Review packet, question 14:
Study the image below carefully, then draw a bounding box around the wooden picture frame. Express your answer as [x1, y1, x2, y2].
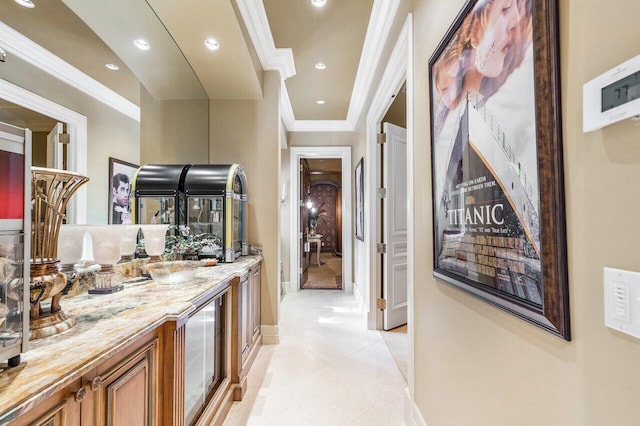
[428, 0, 569, 339]
[108, 157, 138, 225]
[355, 157, 364, 241]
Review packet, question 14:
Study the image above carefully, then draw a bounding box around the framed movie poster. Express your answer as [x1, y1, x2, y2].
[428, 0, 569, 339]
[355, 157, 364, 241]
[108, 157, 138, 225]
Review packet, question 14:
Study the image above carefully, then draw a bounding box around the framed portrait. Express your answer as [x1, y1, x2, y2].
[108, 157, 138, 225]
[355, 157, 364, 241]
[428, 0, 569, 339]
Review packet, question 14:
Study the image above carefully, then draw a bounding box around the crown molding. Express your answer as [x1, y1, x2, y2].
[238, 0, 400, 132]
[287, 119, 354, 132]
[0, 22, 140, 122]
[346, 0, 401, 126]
[235, 0, 296, 80]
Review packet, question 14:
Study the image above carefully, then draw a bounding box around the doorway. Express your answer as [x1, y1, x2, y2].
[364, 13, 413, 395]
[300, 158, 344, 290]
[289, 146, 352, 293]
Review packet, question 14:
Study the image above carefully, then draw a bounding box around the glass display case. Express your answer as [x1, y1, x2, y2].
[133, 164, 191, 226]
[183, 164, 248, 262]
[133, 164, 248, 263]
[0, 123, 30, 367]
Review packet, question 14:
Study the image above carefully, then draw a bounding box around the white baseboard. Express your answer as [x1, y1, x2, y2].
[352, 281, 365, 311]
[282, 281, 291, 293]
[345, 280, 354, 294]
[404, 387, 428, 426]
[261, 324, 280, 345]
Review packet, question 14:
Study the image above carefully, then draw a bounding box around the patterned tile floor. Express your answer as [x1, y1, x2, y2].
[223, 289, 407, 425]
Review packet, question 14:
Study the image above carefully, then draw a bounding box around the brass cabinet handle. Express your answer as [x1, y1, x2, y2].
[91, 376, 103, 391]
[74, 386, 87, 402]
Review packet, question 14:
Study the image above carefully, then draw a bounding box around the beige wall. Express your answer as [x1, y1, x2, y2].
[2, 55, 140, 224]
[210, 71, 281, 329]
[280, 147, 291, 285]
[140, 86, 209, 165]
[412, 0, 640, 425]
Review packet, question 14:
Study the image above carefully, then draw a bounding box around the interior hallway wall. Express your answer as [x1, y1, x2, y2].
[210, 71, 281, 337]
[280, 146, 291, 287]
[140, 86, 209, 165]
[412, 0, 640, 424]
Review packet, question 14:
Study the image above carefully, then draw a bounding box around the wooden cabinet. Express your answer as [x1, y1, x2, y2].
[231, 265, 261, 400]
[250, 265, 261, 342]
[6, 260, 261, 426]
[10, 382, 81, 426]
[88, 338, 159, 425]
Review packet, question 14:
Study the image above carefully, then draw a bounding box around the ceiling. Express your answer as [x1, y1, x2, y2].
[0, 0, 394, 130]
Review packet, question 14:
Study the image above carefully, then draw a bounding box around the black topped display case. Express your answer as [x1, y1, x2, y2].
[183, 164, 248, 262]
[133, 164, 248, 262]
[132, 164, 190, 226]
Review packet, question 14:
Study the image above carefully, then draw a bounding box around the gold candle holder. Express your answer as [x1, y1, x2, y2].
[30, 167, 88, 339]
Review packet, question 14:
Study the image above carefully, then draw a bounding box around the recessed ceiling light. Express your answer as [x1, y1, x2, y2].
[316, 100, 326, 105]
[134, 39, 151, 51]
[14, 0, 35, 8]
[311, 0, 327, 7]
[204, 38, 220, 51]
[315, 62, 327, 70]
[105, 63, 120, 71]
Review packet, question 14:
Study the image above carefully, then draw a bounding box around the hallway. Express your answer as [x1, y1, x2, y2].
[224, 290, 407, 425]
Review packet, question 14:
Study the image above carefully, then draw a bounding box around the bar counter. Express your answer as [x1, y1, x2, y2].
[0, 255, 262, 424]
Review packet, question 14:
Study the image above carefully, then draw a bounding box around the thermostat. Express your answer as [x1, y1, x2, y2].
[583, 54, 640, 132]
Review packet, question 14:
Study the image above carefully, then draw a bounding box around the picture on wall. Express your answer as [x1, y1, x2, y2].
[355, 157, 364, 241]
[428, 0, 569, 339]
[108, 157, 138, 225]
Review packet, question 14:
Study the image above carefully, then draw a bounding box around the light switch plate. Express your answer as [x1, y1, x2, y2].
[604, 267, 640, 338]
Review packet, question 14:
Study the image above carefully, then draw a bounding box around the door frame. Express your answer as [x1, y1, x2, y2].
[0, 79, 88, 224]
[289, 146, 352, 293]
[365, 13, 414, 390]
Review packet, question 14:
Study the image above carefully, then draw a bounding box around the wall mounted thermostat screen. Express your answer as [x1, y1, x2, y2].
[601, 71, 640, 112]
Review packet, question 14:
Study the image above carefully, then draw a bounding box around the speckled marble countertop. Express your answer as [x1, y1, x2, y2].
[0, 255, 262, 424]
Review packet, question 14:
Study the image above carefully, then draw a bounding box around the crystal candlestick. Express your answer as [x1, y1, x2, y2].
[118, 225, 141, 263]
[87, 225, 126, 294]
[56, 224, 88, 302]
[140, 224, 169, 262]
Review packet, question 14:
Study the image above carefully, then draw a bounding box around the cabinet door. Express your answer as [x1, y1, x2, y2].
[91, 338, 159, 426]
[9, 382, 82, 426]
[241, 275, 250, 356]
[251, 267, 261, 338]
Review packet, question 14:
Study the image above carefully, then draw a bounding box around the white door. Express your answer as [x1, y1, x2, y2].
[383, 122, 407, 330]
[46, 122, 64, 169]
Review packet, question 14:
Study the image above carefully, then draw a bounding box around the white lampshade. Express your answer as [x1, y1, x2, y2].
[119, 225, 141, 256]
[87, 225, 126, 265]
[140, 224, 170, 257]
[57, 225, 88, 265]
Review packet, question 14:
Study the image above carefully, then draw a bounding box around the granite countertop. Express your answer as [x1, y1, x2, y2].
[0, 255, 262, 424]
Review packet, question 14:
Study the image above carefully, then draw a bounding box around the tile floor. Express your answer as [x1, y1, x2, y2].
[223, 289, 407, 425]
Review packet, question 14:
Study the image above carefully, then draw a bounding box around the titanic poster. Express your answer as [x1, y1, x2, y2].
[430, 0, 542, 306]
